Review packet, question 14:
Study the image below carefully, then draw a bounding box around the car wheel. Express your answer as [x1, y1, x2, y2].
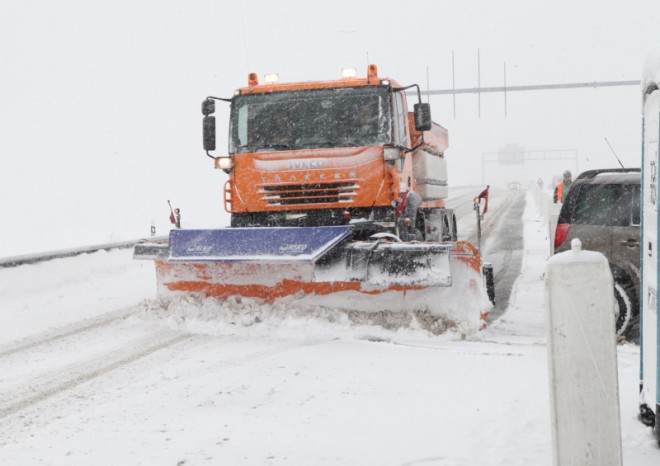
[639, 403, 656, 427]
[613, 281, 635, 338]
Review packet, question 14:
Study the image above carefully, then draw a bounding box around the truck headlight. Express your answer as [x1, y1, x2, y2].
[214, 157, 233, 172]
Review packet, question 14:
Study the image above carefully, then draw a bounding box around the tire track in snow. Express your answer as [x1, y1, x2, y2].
[463, 190, 520, 246]
[0, 322, 335, 426]
[0, 307, 142, 360]
[478, 191, 526, 320]
[0, 331, 190, 421]
[452, 188, 525, 321]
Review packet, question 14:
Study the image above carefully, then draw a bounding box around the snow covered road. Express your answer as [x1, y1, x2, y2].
[0, 191, 659, 465]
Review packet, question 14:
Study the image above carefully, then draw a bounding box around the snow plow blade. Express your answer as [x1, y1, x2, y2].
[167, 226, 352, 263]
[134, 226, 492, 330]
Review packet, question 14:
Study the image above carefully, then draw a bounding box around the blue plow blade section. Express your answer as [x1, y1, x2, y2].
[167, 225, 353, 263]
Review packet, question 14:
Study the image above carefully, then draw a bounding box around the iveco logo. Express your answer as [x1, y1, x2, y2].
[289, 159, 327, 169]
[279, 244, 308, 253]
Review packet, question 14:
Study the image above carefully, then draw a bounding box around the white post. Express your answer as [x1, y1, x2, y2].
[640, 79, 660, 439]
[544, 238, 622, 466]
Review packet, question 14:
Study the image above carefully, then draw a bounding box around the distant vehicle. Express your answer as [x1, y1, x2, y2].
[554, 168, 641, 339]
[508, 181, 521, 190]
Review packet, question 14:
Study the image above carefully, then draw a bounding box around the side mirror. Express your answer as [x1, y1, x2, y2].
[202, 99, 215, 116]
[414, 103, 432, 132]
[203, 116, 216, 151]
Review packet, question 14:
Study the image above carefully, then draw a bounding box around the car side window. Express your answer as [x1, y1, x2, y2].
[611, 185, 634, 226]
[571, 184, 633, 226]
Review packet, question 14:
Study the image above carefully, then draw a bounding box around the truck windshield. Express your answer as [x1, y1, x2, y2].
[229, 86, 392, 153]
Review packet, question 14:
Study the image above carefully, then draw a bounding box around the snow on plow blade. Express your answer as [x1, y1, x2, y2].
[134, 226, 491, 329]
[330, 241, 453, 287]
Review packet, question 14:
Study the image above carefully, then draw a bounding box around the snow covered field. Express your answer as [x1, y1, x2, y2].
[1, 191, 659, 465]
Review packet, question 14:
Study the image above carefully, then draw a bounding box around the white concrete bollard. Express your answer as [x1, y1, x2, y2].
[544, 238, 622, 466]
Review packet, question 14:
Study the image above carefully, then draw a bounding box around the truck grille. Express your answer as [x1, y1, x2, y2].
[259, 182, 359, 206]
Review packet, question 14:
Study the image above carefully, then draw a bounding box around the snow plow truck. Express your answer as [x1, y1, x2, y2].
[135, 65, 494, 331]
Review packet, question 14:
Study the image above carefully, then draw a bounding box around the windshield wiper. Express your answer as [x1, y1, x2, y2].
[301, 140, 375, 149]
[260, 143, 293, 150]
[239, 144, 292, 152]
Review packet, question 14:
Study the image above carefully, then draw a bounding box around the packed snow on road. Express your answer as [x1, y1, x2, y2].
[0, 192, 659, 465]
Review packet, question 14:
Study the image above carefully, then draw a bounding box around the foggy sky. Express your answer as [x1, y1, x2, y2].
[1, 0, 658, 255]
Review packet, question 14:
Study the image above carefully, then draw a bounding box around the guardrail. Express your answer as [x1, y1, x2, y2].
[0, 236, 168, 268]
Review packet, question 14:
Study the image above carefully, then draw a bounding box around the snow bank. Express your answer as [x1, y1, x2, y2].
[139, 294, 472, 343]
[0, 249, 155, 343]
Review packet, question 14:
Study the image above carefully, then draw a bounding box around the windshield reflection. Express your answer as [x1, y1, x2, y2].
[229, 86, 392, 153]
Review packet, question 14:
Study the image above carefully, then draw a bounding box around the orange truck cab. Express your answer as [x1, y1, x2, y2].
[202, 65, 455, 243]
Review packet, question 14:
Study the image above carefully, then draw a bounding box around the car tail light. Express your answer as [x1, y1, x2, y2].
[554, 223, 570, 251]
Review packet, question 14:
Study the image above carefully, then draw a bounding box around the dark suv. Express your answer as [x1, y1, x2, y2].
[554, 168, 641, 339]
